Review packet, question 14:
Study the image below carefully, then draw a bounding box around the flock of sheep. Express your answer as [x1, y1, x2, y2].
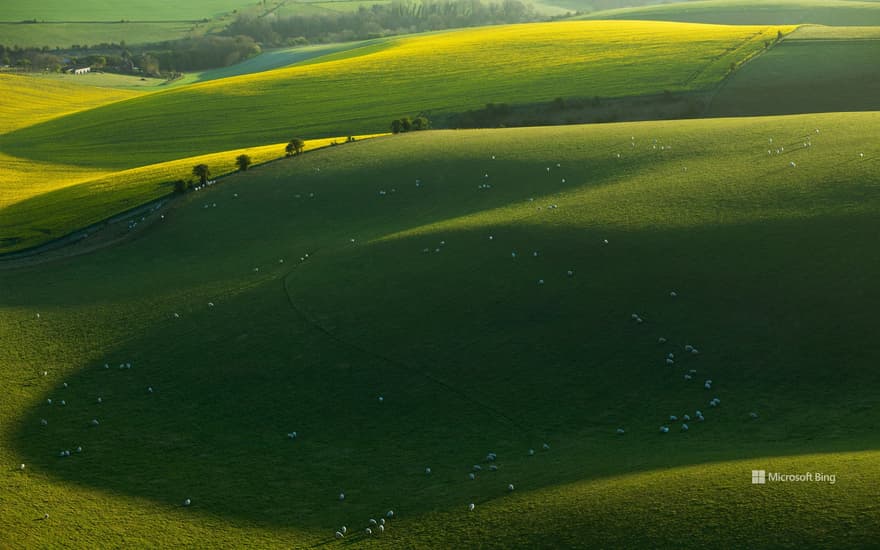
[25, 127, 852, 540]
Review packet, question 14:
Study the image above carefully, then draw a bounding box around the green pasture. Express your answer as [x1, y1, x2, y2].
[0, 21, 789, 170]
[708, 25, 880, 116]
[578, 0, 880, 26]
[2, 112, 879, 547]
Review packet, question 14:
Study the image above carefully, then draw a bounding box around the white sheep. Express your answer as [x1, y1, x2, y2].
[538, 279, 545, 285]
[668, 353, 674, 359]
[47, 399, 52, 405]
[658, 337, 667, 344]
[669, 415, 678, 422]
[468, 503, 475, 511]
[369, 519, 378, 526]
[97, 397, 102, 404]
[508, 484, 515, 491]
[339, 492, 345, 501]
[683, 415, 691, 421]
[341, 526, 347, 534]
[20, 464, 25, 470]
[616, 428, 625, 435]
[183, 498, 191, 506]
[670, 291, 677, 297]
[750, 412, 759, 419]
[91, 419, 99, 426]
[365, 528, 373, 536]
[659, 426, 669, 433]
[681, 423, 689, 431]
[425, 467, 432, 475]
[386, 510, 394, 518]
[684, 374, 692, 380]
[473, 465, 482, 471]
[542, 443, 550, 450]
[378, 396, 384, 403]
[40, 419, 48, 426]
[378, 524, 385, 534]
[567, 270, 574, 277]
[666, 358, 674, 365]
[528, 449, 535, 456]
[288, 431, 297, 439]
[468, 473, 476, 480]
[335, 531, 344, 539]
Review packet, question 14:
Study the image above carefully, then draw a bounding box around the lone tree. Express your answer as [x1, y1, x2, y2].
[236, 154, 252, 171]
[192, 163, 210, 185]
[287, 138, 305, 156]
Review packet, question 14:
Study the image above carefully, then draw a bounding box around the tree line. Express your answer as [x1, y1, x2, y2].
[0, 35, 259, 76]
[224, 0, 539, 46]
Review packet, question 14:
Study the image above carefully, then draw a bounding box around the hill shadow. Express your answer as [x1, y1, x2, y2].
[9, 208, 880, 533]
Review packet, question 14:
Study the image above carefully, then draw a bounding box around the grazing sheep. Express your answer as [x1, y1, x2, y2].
[341, 526, 347, 534]
[378, 396, 384, 403]
[47, 399, 52, 405]
[40, 419, 48, 426]
[76, 446, 82, 453]
[666, 358, 674, 365]
[468, 503, 475, 511]
[20, 463, 25, 470]
[183, 499, 191, 506]
[378, 525, 385, 534]
[538, 279, 545, 285]
[90, 419, 99, 426]
[567, 270, 574, 277]
[386, 510, 394, 518]
[603, 239, 609, 244]
[684, 345, 693, 352]
[380, 519, 385, 526]
[365, 528, 373, 536]
[636, 317, 643, 324]
[468, 473, 476, 480]
[750, 412, 759, 419]
[508, 484, 515, 491]
[425, 467, 432, 475]
[658, 337, 667, 344]
[670, 291, 677, 297]
[473, 465, 482, 471]
[63, 382, 68, 389]
[97, 397, 102, 404]
[147, 387, 153, 393]
[684, 374, 692, 380]
[542, 443, 550, 450]
[616, 428, 625, 435]
[668, 353, 674, 359]
[369, 519, 378, 526]
[683, 415, 691, 421]
[288, 431, 297, 439]
[335, 531, 344, 539]
[339, 492, 345, 501]
[208, 302, 214, 307]
[659, 426, 670, 433]
[528, 449, 535, 456]
[669, 415, 678, 422]
[487, 452, 497, 461]
[681, 424, 689, 432]
[60, 400, 66, 406]
[489, 465, 498, 471]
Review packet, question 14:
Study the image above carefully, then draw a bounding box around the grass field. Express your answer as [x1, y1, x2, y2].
[0, 21, 200, 49]
[0, 135, 385, 253]
[708, 25, 880, 116]
[578, 0, 880, 26]
[2, 112, 879, 547]
[0, 0, 256, 22]
[0, 21, 792, 171]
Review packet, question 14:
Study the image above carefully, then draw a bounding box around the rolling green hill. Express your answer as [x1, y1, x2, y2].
[578, 0, 880, 25]
[708, 25, 880, 116]
[2, 112, 879, 547]
[0, 21, 790, 170]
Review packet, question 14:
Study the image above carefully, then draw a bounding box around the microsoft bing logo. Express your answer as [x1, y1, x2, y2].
[752, 470, 766, 484]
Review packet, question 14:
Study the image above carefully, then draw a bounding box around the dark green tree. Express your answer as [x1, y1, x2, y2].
[288, 138, 305, 156]
[192, 163, 210, 185]
[236, 153, 252, 171]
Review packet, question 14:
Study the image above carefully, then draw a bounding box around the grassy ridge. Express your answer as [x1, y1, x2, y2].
[708, 25, 880, 116]
[0, 21, 792, 169]
[579, 0, 880, 25]
[1, 112, 878, 546]
[0, 135, 385, 253]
